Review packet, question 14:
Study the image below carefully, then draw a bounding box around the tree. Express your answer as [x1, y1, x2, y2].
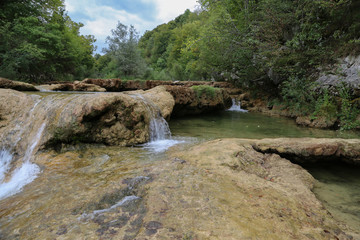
[102, 22, 146, 78]
[0, 0, 96, 82]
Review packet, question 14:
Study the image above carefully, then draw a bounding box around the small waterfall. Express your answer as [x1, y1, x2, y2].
[0, 107, 46, 200]
[130, 94, 183, 152]
[227, 99, 248, 112]
[149, 114, 172, 141]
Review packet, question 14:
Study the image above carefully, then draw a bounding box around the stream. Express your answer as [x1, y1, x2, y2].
[0, 99, 359, 239]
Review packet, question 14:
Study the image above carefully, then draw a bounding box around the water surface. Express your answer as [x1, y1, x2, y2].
[169, 111, 360, 139]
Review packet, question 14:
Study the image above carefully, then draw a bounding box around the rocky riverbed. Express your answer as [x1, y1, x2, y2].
[1, 138, 359, 239]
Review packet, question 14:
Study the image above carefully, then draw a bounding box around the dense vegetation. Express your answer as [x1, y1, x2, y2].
[139, 0, 360, 84]
[0, 0, 95, 82]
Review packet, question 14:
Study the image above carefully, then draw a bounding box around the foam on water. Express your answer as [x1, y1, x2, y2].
[142, 139, 185, 153]
[0, 161, 40, 200]
[227, 99, 248, 112]
[0, 123, 46, 200]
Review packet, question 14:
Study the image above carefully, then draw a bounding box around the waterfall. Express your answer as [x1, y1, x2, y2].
[227, 99, 248, 112]
[0, 95, 46, 200]
[0, 123, 45, 200]
[149, 114, 172, 141]
[130, 94, 183, 152]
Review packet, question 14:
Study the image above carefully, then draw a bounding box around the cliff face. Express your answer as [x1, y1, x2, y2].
[316, 55, 360, 96]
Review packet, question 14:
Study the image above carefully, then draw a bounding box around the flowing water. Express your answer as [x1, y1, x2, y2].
[0, 96, 360, 238]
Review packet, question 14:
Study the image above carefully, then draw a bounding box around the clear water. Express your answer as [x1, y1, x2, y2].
[302, 162, 360, 232]
[169, 111, 360, 140]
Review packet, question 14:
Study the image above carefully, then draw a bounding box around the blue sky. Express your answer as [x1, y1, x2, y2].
[64, 0, 199, 53]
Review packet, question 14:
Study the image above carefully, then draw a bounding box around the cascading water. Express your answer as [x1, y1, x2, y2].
[0, 123, 45, 200]
[0, 93, 47, 200]
[227, 98, 248, 112]
[130, 94, 183, 152]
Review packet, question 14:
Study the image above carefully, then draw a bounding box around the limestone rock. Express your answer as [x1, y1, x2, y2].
[138, 138, 357, 239]
[317, 55, 360, 91]
[165, 85, 232, 117]
[252, 138, 360, 165]
[0, 87, 175, 157]
[0, 77, 38, 91]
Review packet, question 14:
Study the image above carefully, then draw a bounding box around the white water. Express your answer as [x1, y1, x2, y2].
[0, 123, 45, 200]
[227, 99, 248, 112]
[131, 94, 184, 152]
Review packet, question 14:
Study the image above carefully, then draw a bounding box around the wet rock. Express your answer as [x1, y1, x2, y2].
[145, 221, 163, 235]
[0, 77, 38, 91]
[125, 86, 175, 120]
[0, 86, 174, 156]
[56, 225, 67, 235]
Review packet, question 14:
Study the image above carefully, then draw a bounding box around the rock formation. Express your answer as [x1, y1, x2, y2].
[0, 77, 38, 91]
[0, 86, 175, 157]
[252, 137, 360, 165]
[165, 85, 232, 116]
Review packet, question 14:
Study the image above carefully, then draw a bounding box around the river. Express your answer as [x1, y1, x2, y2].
[0, 101, 359, 239]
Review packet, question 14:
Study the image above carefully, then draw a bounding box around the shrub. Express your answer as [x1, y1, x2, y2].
[191, 85, 218, 98]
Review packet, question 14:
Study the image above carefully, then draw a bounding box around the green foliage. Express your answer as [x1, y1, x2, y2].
[280, 76, 316, 115]
[338, 84, 360, 130]
[0, 0, 95, 83]
[311, 88, 337, 120]
[191, 85, 217, 98]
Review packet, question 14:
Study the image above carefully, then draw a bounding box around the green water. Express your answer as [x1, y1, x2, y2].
[303, 162, 360, 232]
[169, 111, 360, 139]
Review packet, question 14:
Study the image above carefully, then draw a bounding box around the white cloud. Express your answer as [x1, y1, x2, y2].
[64, 0, 199, 53]
[151, 0, 198, 22]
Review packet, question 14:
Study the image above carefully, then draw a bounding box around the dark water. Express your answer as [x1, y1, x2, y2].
[169, 110, 360, 232]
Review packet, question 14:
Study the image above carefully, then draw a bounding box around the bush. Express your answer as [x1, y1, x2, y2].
[280, 76, 316, 115]
[338, 83, 360, 130]
[191, 85, 218, 98]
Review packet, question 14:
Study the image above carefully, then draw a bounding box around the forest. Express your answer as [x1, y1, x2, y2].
[1, 0, 360, 128]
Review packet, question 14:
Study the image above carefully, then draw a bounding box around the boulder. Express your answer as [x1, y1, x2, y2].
[125, 86, 175, 120]
[0, 77, 38, 91]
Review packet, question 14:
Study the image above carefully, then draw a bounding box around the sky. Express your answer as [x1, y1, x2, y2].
[64, 0, 199, 53]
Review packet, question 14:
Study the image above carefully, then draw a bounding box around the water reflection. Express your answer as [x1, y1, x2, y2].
[169, 111, 360, 139]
